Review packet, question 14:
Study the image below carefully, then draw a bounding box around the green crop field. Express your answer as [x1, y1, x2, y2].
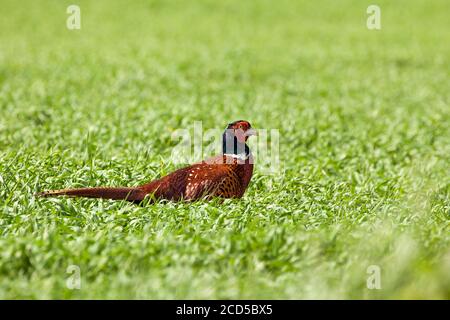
[0, 0, 449, 299]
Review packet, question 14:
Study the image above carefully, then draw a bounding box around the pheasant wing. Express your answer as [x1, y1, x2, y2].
[182, 163, 241, 200]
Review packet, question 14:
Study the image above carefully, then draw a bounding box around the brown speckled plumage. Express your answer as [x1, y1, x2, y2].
[37, 120, 256, 204]
[139, 154, 254, 201]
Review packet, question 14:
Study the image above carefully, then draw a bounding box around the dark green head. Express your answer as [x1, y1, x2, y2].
[222, 120, 257, 156]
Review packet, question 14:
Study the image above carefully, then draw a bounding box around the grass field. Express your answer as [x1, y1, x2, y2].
[0, 0, 449, 299]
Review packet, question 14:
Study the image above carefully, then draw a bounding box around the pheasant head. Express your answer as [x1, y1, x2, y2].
[222, 120, 257, 159]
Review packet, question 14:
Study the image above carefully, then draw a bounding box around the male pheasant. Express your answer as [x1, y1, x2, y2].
[37, 120, 257, 204]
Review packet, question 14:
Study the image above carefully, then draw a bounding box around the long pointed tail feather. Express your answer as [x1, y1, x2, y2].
[35, 187, 147, 202]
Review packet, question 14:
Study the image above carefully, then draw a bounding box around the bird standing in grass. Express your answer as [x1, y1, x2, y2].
[37, 120, 257, 204]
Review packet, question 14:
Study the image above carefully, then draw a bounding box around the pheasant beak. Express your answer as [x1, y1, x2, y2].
[245, 128, 258, 137]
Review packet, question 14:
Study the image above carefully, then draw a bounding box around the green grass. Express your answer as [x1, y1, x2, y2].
[0, 0, 449, 299]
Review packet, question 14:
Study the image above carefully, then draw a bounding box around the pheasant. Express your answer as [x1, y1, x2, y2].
[37, 120, 257, 204]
